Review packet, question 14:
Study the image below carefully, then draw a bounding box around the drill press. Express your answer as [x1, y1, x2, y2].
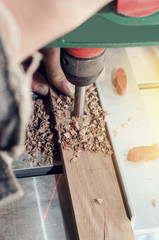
[60, 48, 106, 117]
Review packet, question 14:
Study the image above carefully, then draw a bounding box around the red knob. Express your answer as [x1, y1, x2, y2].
[64, 48, 105, 58]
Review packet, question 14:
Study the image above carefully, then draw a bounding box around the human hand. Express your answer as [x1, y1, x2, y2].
[31, 47, 106, 96]
[31, 47, 75, 96]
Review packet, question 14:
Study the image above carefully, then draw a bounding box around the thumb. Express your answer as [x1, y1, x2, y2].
[31, 71, 49, 96]
[42, 47, 75, 96]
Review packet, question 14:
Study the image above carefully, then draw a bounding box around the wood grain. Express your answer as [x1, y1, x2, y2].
[51, 89, 134, 240]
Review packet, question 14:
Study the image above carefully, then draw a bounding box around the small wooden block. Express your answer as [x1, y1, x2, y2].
[116, 68, 127, 96]
[127, 144, 159, 162]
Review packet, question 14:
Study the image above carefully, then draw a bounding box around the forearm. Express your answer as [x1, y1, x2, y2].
[2, 0, 113, 63]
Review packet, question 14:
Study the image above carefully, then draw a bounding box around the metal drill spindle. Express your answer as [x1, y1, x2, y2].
[73, 86, 86, 117]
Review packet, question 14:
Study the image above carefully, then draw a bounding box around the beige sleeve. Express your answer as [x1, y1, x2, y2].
[2, 0, 113, 62]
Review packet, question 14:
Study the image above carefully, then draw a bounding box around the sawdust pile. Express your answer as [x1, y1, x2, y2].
[53, 86, 112, 155]
[25, 98, 59, 165]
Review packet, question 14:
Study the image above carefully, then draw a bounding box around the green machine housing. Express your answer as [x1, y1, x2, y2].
[47, 2, 159, 48]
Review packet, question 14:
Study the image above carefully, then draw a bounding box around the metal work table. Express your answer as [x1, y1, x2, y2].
[13, 152, 62, 179]
[0, 171, 75, 240]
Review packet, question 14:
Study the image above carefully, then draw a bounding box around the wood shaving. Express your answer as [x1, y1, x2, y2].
[103, 110, 111, 116]
[121, 123, 128, 128]
[128, 117, 132, 121]
[94, 198, 104, 205]
[37, 161, 42, 167]
[52, 86, 112, 157]
[70, 157, 76, 163]
[25, 98, 60, 165]
[152, 199, 157, 207]
[113, 128, 120, 137]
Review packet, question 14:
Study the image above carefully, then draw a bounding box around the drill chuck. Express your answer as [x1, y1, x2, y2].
[60, 48, 106, 117]
[60, 48, 106, 87]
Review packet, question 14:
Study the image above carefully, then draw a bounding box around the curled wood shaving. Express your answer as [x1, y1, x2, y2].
[94, 198, 104, 205]
[103, 110, 111, 116]
[128, 117, 132, 121]
[25, 98, 60, 165]
[152, 199, 157, 207]
[53, 86, 112, 157]
[121, 123, 128, 128]
[70, 157, 77, 163]
[113, 128, 120, 137]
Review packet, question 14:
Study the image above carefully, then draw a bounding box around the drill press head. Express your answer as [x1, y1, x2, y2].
[60, 48, 106, 117]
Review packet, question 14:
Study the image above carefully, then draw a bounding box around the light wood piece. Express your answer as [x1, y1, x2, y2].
[51, 89, 134, 240]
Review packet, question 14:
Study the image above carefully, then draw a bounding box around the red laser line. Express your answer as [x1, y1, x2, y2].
[76, 59, 79, 77]
[36, 116, 78, 239]
[36, 109, 79, 240]
[63, 118, 77, 154]
[36, 173, 62, 240]
[76, 48, 80, 76]
[36, 48, 81, 240]
[41, 200, 49, 225]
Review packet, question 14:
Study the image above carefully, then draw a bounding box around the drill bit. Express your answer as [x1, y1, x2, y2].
[73, 86, 86, 117]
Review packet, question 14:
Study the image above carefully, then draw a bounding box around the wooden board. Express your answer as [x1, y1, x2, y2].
[50, 89, 134, 240]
